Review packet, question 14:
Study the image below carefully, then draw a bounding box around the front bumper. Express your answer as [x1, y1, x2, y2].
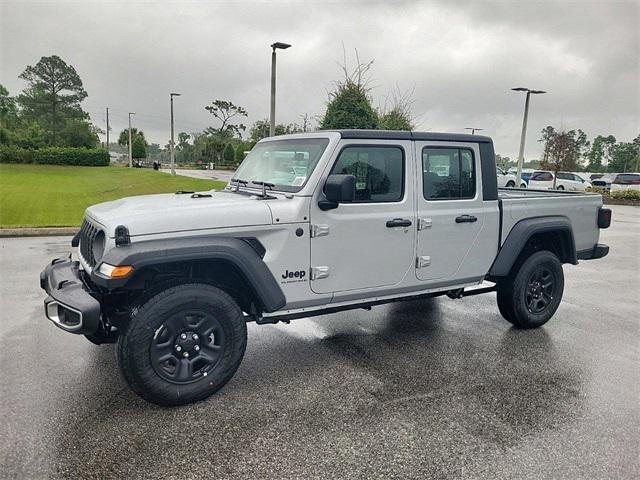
[40, 254, 101, 334]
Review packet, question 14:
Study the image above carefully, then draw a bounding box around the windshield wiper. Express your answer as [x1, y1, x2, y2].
[252, 180, 276, 198]
[230, 178, 248, 192]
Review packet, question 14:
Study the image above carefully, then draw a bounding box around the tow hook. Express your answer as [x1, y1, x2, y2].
[446, 289, 464, 299]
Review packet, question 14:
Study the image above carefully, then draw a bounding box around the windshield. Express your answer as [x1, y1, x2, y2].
[233, 138, 330, 192]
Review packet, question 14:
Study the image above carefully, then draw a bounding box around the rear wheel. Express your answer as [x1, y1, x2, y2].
[557, 185, 565, 190]
[496, 251, 564, 328]
[506, 180, 516, 188]
[117, 283, 247, 406]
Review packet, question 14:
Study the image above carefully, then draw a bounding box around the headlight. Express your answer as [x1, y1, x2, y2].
[98, 263, 133, 278]
[92, 230, 105, 263]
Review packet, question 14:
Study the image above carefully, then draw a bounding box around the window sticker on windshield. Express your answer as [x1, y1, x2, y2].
[292, 176, 307, 186]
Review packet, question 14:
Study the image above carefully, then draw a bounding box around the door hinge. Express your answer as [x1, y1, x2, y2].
[310, 266, 330, 280]
[310, 224, 330, 238]
[418, 218, 433, 231]
[416, 256, 431, 268]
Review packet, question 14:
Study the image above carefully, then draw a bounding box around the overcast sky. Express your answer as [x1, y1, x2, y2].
[1, 0, 638, 158]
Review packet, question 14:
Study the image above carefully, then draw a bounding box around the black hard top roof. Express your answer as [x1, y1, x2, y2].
[331, 129, 492, 143]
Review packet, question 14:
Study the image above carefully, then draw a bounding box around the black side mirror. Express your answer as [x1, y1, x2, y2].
[319, 174, 356, 211]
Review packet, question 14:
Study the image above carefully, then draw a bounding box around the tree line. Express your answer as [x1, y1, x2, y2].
[496, 127, 639, 174]
[3, 54, 637, 172]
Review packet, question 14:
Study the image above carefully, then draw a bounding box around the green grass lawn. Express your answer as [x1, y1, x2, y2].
[0, 164, 226, 227]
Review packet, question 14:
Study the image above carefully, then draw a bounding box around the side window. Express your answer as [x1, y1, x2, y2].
[330, 146, 404, 202]
[422, 147, 476, 200]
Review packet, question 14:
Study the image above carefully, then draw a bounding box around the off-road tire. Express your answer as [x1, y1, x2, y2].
[496, 250, 564, 329]
[117, 283, 247, 406]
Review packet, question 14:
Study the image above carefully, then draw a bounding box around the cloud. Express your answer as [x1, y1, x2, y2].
[1, 0, 638, 159]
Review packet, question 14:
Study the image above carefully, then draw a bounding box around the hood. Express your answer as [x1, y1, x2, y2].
[86, 190, 273, 237]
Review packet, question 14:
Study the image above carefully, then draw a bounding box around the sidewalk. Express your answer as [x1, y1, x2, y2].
[160, 168, 235, 182]
[0, 227, 77, 237]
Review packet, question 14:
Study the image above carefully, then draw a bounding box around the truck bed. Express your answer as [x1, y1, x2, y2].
[498, 188, 603, 252]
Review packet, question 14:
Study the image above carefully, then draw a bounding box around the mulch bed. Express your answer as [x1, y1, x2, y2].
[603, 198, 640, 206]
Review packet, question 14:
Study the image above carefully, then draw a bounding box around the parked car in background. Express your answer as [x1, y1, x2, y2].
[610, 173, 640, 192]
[528, 171, 592, 191]
[591, 174, 616, 192]
[507, 167, 535, 184]
[573, 172, 591, 183]
[496, 167, 527, 188]
[593, 173, 640, 192]
[590, 173, 606, 181]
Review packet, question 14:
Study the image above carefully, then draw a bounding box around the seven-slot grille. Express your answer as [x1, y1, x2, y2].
[79, 218, 101, 267]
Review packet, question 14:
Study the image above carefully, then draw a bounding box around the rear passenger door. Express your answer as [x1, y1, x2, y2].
[414, 143, 489, 282]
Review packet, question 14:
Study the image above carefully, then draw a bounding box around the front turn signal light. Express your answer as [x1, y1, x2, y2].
[98, 263, 133, 278]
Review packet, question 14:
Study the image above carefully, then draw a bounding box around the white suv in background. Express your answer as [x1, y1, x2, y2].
[528, 171, 591, 191]
[496, 167, 527, 188]
[586, 173, 640, 193]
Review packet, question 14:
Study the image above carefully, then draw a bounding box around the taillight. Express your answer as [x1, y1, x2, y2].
[598, 208, 611, 229]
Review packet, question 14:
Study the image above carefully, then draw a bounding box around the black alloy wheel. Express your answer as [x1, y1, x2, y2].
[150, 311, 226, 384]
[117, 283, 247, 406]
[524, 267, 555, 314]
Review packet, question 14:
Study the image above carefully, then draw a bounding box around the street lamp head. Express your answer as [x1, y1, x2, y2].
[170, 92, 181, 97]
[512, 87, 546, 95]
[271, 42, 292, 50]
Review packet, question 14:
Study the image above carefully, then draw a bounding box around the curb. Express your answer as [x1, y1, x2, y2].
[603, 199, 640, 206]
[0, 227, 78, 237]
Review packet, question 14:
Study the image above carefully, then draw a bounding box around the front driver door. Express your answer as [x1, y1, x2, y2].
[309, 141, 415, 294]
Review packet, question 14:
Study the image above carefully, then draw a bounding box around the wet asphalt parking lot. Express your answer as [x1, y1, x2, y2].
[0, 205, 638, 479]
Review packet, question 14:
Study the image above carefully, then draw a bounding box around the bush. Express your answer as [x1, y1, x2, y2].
[586, 186, 640, 202]
[610, 189, 640, 200]
[0, 146, 109, 166]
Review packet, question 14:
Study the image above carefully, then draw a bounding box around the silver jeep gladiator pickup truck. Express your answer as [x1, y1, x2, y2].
[40, 130, 611, 405]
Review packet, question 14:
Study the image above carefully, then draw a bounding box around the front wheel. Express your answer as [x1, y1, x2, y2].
[117, 283, 247, 406]
[496, 251, 564, 328]
[506, 181, 516, 188]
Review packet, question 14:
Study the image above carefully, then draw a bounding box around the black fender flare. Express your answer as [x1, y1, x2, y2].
[91, 236, 286, 313]
[489, 216, 576, 277]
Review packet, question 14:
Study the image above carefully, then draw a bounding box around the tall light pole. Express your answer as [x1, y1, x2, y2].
[465, 127, 483, 135]
[170, 93, 181, 176]
[105, 107, 109, 150]
[512, 87, 546, 184]
[270, 42, 291, 137]
[128, 112, 135, 168]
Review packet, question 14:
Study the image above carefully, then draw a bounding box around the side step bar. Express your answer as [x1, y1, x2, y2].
[254, 284, 497, 324]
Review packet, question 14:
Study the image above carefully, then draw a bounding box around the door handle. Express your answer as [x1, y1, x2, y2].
[386, 218, 412, 228]
[455, 215, 477, 223]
